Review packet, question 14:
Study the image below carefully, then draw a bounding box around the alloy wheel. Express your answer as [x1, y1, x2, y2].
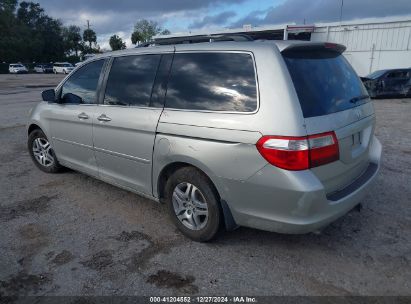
[32, 137, 55, 167]
[172, 182, 209, 230]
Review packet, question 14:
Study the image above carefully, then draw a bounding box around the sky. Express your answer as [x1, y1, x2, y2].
[36, 0, 411, 50]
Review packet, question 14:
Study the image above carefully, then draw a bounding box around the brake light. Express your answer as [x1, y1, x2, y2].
[256, 132, 339, 171]
[324, 42, 338, 49]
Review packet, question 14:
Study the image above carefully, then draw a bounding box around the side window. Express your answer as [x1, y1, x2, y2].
[61, 59, 104, 104]
[387, 71, 406, 79]
[104, 54, 161, 106]
[165, 52, 257, 112]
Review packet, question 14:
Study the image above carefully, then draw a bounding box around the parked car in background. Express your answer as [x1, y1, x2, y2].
[53, 62, 74, 74]
[83, 54, 96, 61]
[34, 64, 53, 73]
[362, 69, 411, 98]
[27, 41, 381, 241]
[9, 63, 28, 74]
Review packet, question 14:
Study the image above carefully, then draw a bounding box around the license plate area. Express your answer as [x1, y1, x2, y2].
[352, 132, 362, 148]
[338, 126, 372, 163]
[351, 128, 371, 159]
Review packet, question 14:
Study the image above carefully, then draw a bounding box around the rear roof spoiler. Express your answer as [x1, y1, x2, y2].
[279, 42, 346, 54]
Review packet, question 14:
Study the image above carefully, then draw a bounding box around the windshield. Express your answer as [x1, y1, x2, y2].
[366, 70, 387, 80]
[63, 64, 73, 67]
[11, 64, 23, 68]
[283, 49, 369, 118]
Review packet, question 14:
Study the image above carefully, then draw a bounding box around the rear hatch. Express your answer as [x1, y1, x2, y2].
[283, 44, 375, 196]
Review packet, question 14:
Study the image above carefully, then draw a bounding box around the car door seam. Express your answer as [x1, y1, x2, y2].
[151, 49, 175, 197]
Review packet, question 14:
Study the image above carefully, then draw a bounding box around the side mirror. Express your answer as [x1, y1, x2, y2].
[42, 89, 55, 102]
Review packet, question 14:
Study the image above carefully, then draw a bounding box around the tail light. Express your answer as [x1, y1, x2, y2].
[256, 131, 339, 171]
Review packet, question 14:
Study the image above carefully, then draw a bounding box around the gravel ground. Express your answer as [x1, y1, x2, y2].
[0, 74, 410, 297]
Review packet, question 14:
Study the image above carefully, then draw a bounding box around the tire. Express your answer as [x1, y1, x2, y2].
[28, 129, 63, 173]
[164, 167, 222, 242]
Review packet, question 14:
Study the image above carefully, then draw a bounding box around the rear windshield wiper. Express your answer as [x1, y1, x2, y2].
[350, 95, 369, 104]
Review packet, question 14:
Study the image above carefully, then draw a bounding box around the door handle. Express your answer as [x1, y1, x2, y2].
[77, 112, 89, 119]
[97, 114, 112, 122]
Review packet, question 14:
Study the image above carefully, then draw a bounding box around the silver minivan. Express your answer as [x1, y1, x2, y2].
[27, 40, 382, 241]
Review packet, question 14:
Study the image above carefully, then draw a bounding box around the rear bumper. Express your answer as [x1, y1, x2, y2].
[221, 136, 382, 234]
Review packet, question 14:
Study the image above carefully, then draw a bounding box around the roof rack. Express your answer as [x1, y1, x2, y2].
[135, 42, 153, 48]
[136, 33, 254, 47]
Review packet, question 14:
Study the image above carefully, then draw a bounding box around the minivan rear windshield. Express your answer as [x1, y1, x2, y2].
[283, 49, 369, 118]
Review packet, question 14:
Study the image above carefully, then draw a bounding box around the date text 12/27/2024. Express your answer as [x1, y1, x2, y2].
[149, 297, 257, 303]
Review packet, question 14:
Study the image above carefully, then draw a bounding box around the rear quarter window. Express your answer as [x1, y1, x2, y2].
[165, 52, 257, 112]
[283, 49, 369, 118]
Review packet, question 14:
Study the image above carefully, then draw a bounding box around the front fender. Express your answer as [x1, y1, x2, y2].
[26, 102, 52, 140]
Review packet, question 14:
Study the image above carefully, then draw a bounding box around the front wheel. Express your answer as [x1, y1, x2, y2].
[165, 167, 222, 242]
[28, 129, 63, 173]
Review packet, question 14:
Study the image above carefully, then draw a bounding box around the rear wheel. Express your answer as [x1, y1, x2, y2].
[28, 129, 63, 173]
[165, 167, 222, 242]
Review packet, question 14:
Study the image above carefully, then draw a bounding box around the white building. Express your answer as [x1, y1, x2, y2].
[154, 16, 411, 76]
[311, 17, 411, 76]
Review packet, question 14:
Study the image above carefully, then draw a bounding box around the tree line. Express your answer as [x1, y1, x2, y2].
[109, 20, 170, 51]
[0, 0, 171, 63]
[0, 0, 100, 63]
